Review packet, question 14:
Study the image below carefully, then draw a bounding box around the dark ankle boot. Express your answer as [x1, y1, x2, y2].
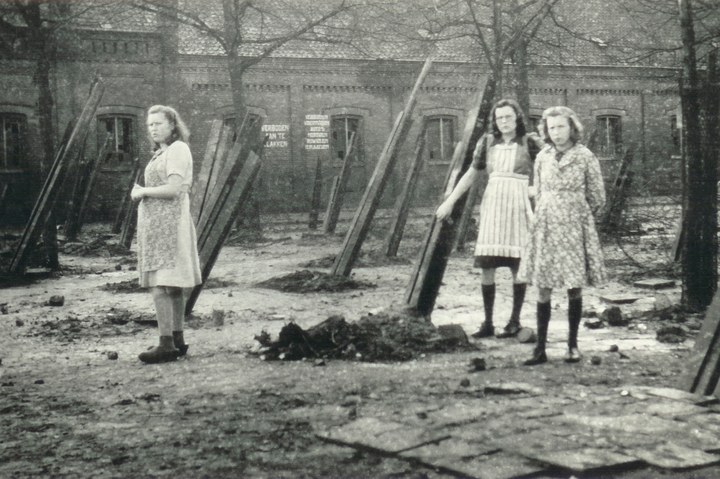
[139, 336, 179, 364]
[173, 331, 189, 356]
[524, 302, 550, 366]
[472, 284, 495, 338]
[497, 283, 526, 338]
[565, 296, 583, 363]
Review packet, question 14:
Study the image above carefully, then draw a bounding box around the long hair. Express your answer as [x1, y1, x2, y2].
[489, 98, 528, 139]
[147, 104, 190, 149]
[540, 106, 584, 145]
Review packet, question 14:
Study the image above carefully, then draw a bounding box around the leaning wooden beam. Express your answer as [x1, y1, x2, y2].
[9, 78, 105, 274]
[404, 81, 494, 317]
[454, 178, 483, 252]
[190, 118, 224, 223]
[185, 147, 264, 316]
[308, 156, 323, 230]
[119, 165, 144, 250]
[601, 144, 635, 232]
[330, 58, 433, 276]
[682, 290, 720, 395]
[383, 120, 428, 257]
[113, 157, 140, 234]
[64, 135, 112, 241]
[323, 132, 356, 234]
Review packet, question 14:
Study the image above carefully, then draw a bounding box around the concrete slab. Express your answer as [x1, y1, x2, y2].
[630, 442, 720, 469]
[637, 386, 718, 405]
[316, 417, 450, 453]
[520, 447, 640, 473]
[600, 294, 642, 304]
[622, 399, 709, 418]
[398, 437, 500, 464]
[416, 450, 546, 479]
[633, 278, 676, 290]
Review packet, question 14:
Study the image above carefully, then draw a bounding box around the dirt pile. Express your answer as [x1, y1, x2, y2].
[256, 269, 375, 293]
[61, 236, 131, 257]
[253, 308, 475, 362]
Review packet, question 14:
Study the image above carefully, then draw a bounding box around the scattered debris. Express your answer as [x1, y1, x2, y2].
[591, 356, 602, 365]
[656, 325, 687, 344]
[459, 378, 471, 388]
[60, 236, 131, 257]
[46, 295, 65, 307]
[256, 270, 376, 293]
[633, 278, 676, 290]
[600, 294, 641, 305]
[601, 306, 629, 327]
[468, 357, 486, 372]
[101, 278, 142, 293]
[107, 351, 118, 360]
[252, 308, 474, 362]
[584, 318, 605, 329]
[15, 318, 23, 327]
[517, 328, 536, 343]
[609, 344, 619, 352]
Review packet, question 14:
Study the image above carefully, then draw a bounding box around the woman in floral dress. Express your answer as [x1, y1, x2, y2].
[132, 105, 201, 364]
[437, 99, 542, 339]
[521, 106, 606, 366]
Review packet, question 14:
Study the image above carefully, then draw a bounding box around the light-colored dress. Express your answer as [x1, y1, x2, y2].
[137, 141, 202, 288]
[520, 143, 606, 289]
[472, 135, 537, 267]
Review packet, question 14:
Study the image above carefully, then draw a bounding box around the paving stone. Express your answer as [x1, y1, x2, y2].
[399, 437, 500, 464]
[316, 417, 450, 453]
[408, 450, 546, 479]
[629, 442, 720, 469]
[419, 401, 490, 427]
[633, 278, 676, 290]
[519, 447, 640, 473]
[600, 294, 642, 304]
[629, 386, 717, 405]
[623, 399, 709, 418]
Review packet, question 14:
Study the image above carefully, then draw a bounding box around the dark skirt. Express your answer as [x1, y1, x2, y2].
[474, 255, 520, 270]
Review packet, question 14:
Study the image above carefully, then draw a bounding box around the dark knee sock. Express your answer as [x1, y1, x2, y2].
[568, 296, 582, 349]
[481, 284, 495, 326]
[536, 301, 551, 351]
[510, 283, 527, 323]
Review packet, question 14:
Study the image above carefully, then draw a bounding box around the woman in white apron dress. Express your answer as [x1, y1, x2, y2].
[437, 99, 542, 339]
[131, 105, 201, 364]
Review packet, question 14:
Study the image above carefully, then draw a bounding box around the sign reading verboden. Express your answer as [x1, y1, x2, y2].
[304, 114, 329, 150]
[260, 124, 289, 148]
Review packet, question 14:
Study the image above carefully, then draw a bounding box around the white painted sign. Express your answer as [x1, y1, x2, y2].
[261, 124, 289, 148]
[304, 114, 329, 150]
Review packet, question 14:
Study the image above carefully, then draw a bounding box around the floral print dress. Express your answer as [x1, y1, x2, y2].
[136, 141, 201, 288]
[520, 143, 606, 289]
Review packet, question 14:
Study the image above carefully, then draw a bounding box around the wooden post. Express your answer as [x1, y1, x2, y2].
[64, 135, 112, 241]
[191, 118, 224, 223]
[113, 157, 140, 233]
[119, 165, 143, 250]
[9, 78, 105, 274]
[601, 144, 635, 232]
[454, 179, 482, 252]
[185, 147, 264, 316]
[308, 156, 323, 229]
[323, 132, 356, 234]
[404, 77, 496, 317]
[330, 58, 433, 276]
[383, 120, 428, 257]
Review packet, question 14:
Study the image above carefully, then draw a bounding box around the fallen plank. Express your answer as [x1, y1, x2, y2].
[633, 278, 677, 290]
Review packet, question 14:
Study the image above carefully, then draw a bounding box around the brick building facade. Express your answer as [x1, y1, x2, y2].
[0, 2, 684, 225]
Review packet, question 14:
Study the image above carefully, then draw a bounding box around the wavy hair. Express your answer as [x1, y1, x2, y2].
[147, 104, 190, 149]
[489, 98, 528, 139]
[540, 106, 584, 145]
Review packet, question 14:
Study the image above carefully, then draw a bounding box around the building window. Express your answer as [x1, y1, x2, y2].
[426, 116, 455, 164]
[0, 113, 26, 169]
[331, 115, 363, 163]
[98, 115, 134, 166]
[527, 115, 541, 136]
[223, 114, 261, 143]
[595, 115, 622, 157]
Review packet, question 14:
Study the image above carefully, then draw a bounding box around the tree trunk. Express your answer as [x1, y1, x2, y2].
[512, 39, 531, 117]
[678, 0, 715, 310]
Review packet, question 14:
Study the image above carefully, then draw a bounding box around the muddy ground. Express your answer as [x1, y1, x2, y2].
[0, 206, 714, 478]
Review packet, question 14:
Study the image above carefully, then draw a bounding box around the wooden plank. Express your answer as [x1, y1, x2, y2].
[308, 156, 323, 229]
[112, 157, 140, 234]
[601, 144, 635, 231]
[454, 176, 482, 252]
[9, 78, 105, 274]
[383, 120, 428, 257]
[330, 58, 433, 276]
[680, 290, 720, 393]
[404, 79, 494, 316]
[190, 118, 224, 223]
[64, 134, 112, 241]
[323, 132, 356, 234]
[185, 149, 263, 315]
[119, 164, 144, 250]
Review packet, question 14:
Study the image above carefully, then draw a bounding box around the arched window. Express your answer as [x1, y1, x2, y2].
[425, 115, 455, 164]
[0, 113, 26, 170]
[223, 113, 262, 144]
[595, 115, 623, 157]
[97, 114, 135, 167]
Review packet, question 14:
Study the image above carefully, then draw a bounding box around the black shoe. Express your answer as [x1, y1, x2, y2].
[523, 349, 547, 366]
[471, 322, 494, 338]
[139, 346, 180, 364]
[176, 344, 189, 356]
[496, 320, 521, 338]
[564, 347, 582, 363]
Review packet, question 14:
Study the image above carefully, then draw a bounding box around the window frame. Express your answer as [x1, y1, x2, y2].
[424, 114, 456, 166]
[97, 113, 136, 171]
[330, 114, 364, 165]
[595, 114, 623, 158]
[0, 112, 27, 172]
